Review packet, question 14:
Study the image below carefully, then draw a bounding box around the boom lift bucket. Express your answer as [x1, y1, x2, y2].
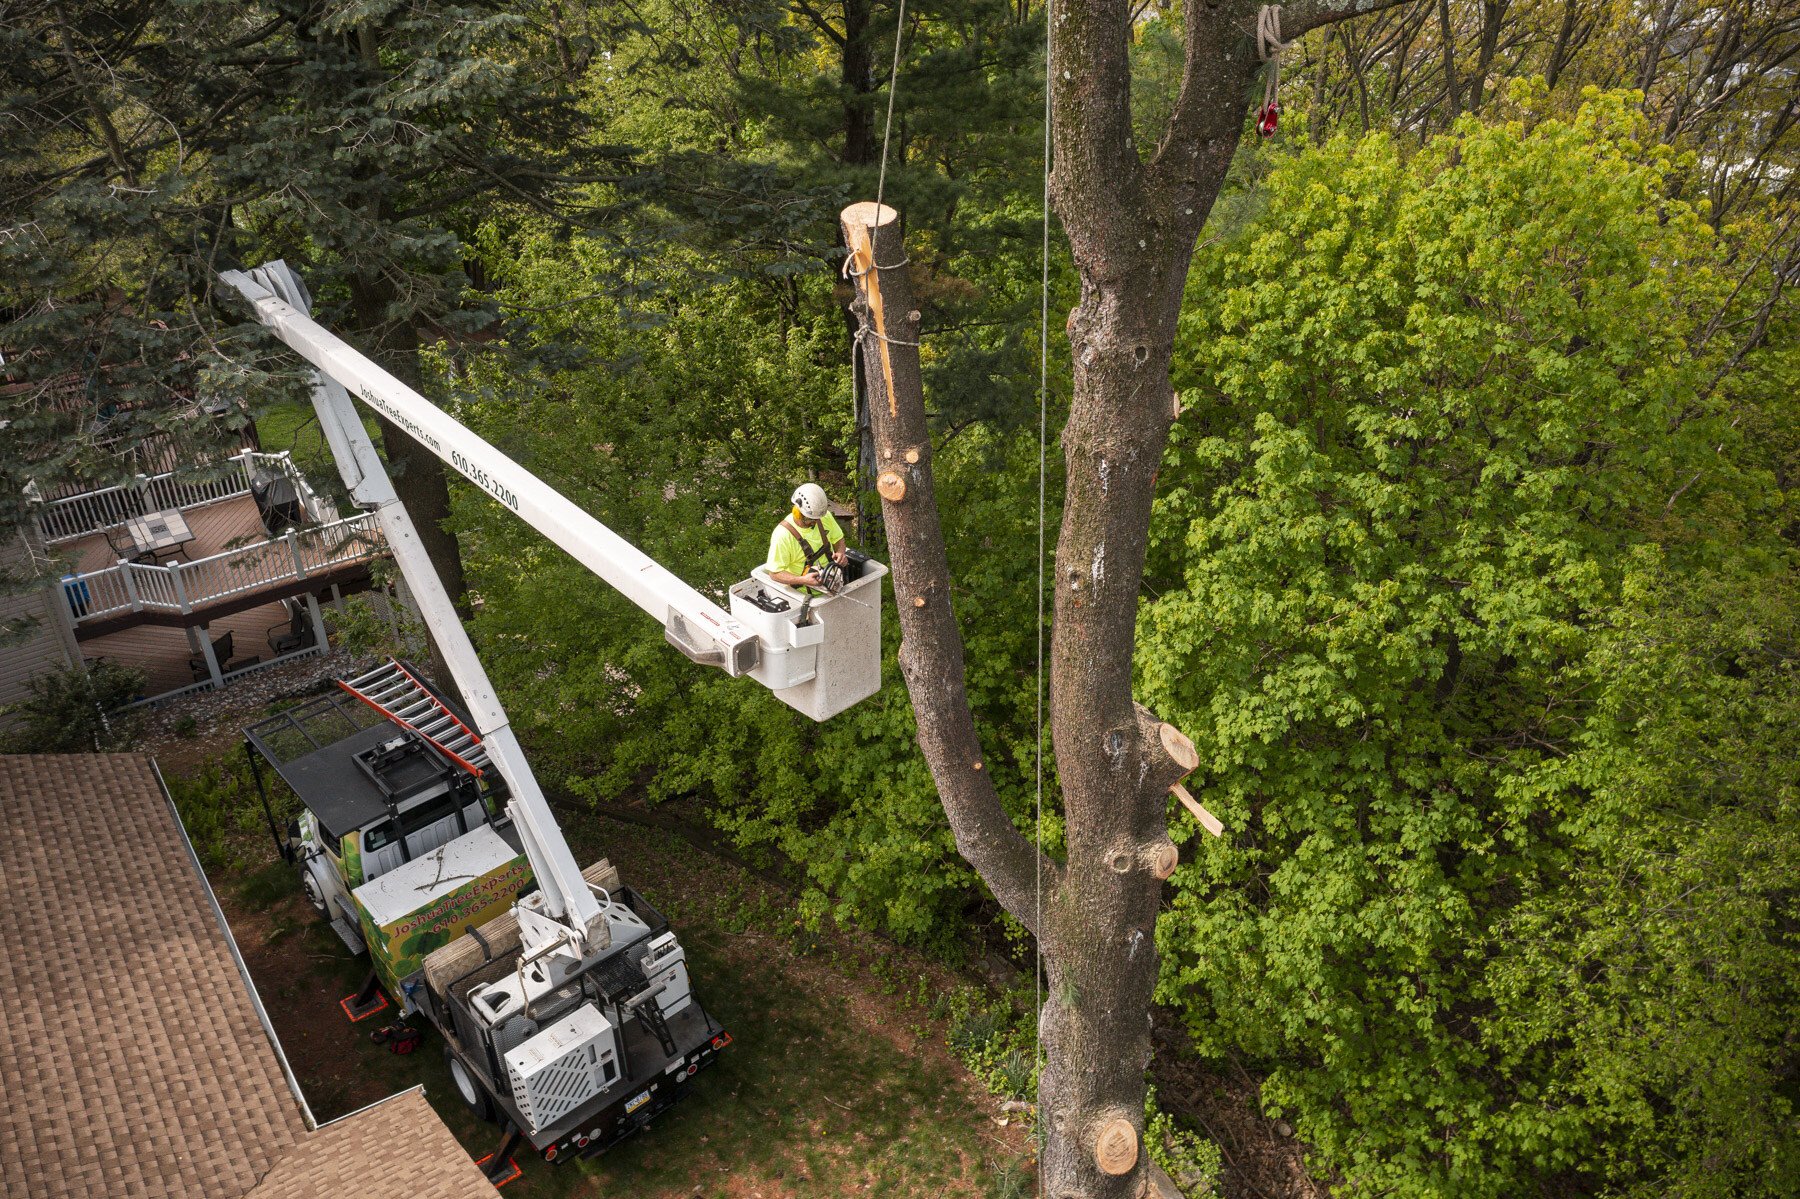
[218, 259, 888, 723]
[729, 562, 887, 721]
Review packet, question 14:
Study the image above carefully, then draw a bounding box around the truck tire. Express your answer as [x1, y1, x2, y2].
[300, 871, 329, 918]
[446, 1045, 499, 1124]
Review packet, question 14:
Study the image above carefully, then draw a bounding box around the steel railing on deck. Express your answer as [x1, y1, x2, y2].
[33, 450, 331, 544]
[59, 512, 384, 625]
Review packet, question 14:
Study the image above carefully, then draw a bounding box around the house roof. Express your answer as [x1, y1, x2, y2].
[0, 754, 497, 1199]
[245, 1089, 497, 1199]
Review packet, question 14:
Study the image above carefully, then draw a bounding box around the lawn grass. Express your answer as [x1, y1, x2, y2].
[254, 399, 383, 490]
[209, 801, 1034, 1198]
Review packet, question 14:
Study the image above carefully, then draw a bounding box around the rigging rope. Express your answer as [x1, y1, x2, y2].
[874, 0, 910, 253]
[1256, 4, 1288, 137]
[1035, 2, 1051, 1195]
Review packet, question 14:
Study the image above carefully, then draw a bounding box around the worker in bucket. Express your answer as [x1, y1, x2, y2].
[768, 482, 848, 594]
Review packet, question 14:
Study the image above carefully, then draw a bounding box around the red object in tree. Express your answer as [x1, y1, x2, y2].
[1257, 102, 1279, 137]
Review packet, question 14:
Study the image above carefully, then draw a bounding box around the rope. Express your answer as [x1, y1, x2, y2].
[854, 325, 922, 350]
[873, 0, 909, 255]
[1255, 5, 1288, 136]
[1035, 2, 1051, 1195]
[849, 0, 911, 540]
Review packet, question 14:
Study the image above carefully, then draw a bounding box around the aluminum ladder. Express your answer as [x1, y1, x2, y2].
[336, 657, 490, 777]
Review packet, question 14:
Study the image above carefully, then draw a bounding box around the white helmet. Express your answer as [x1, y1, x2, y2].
[791, 482, 829, 520]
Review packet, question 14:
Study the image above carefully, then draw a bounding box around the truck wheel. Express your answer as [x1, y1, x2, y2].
[446, 1046, 499, 1124]
[300, 871, 329, 918]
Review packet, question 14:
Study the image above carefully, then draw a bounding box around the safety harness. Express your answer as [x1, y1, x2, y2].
[780, 518, 835, 576]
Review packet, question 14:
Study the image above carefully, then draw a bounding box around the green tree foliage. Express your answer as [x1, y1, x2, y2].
[447, 224, 1058, 948]
[1484, 557, 1800, 1199]
[570, 0, 1054, 433]
[1141, 94, 1797, 1197]
[1, 0, 601, 523]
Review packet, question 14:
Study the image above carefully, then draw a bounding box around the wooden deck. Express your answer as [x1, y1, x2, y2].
[57, 497, 382, 640]
[51, 493, 384, 694]
[60, 492, 275, 575]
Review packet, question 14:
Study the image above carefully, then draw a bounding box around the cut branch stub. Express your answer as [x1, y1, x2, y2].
[1148, 841, 1179, 879]
[877, 469, 907, 501]
[840, 200, 902, 419]
[1094, 1117, 1140, 1175]
[1159, 722, 1199, 775]
[1134, 702, 1199, 794]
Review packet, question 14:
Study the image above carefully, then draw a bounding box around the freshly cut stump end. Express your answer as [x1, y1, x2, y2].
[1095, 1118, 1139, 1175]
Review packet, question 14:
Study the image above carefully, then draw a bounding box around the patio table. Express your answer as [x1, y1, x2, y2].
[124, 509, 195, 559]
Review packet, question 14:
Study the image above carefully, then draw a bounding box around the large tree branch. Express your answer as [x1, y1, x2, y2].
[1147, 0, 1422, 218]
[840, 202, 1057, 937]
[1279, 0, 1426, 40]
[1048, 0, 1150, 274]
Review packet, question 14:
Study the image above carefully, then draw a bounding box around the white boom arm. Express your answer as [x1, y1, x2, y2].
[222, 262, 608, 958]
[218, 267, 760, 677]
[221, 260, 886, 957]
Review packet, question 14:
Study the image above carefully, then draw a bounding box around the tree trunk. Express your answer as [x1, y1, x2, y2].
[846, 199, 1193, 1199]
[1437, 0, 1463, 119]
[842, 0, 876, 168]
[842, 3, 1419, 1194]
[838, 0, 884, 541]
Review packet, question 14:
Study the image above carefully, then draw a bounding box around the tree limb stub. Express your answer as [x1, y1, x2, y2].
[1134, 702, 1198, 794]
[1148, 841, 1179, 879]
[1094, 1117, 1140, 1175]
[840, 201, 1058, 935]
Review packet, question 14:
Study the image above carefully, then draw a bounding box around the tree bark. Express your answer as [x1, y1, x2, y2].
[842, 203, 1055, 933]
[842, 3, 1417, 1195]
[1436, 0, 1463, 119]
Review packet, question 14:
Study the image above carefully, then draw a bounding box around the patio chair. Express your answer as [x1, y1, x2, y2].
[188, 629, 234, 681]
[266, 599, 319, 655]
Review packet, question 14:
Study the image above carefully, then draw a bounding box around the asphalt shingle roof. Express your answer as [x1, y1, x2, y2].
[0, 754, 497, 1199]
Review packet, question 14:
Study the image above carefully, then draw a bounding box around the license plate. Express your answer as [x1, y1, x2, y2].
[625, 1091, 650, 1114]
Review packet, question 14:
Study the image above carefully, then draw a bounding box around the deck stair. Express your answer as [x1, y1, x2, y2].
[336, 657, 490, 777]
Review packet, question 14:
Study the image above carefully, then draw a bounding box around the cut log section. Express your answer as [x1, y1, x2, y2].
[1171, 785, 1223, 838]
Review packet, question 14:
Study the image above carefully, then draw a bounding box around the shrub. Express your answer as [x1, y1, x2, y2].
[7, 660, 146, 751]
[1145, 1086, 1222, 1195]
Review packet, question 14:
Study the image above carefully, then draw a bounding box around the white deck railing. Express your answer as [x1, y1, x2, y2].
[59, 513, 384, 625]
[33, 449, 331, 544]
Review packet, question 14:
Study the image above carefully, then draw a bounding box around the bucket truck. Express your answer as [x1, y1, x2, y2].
[223, 260, 887, 1183]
